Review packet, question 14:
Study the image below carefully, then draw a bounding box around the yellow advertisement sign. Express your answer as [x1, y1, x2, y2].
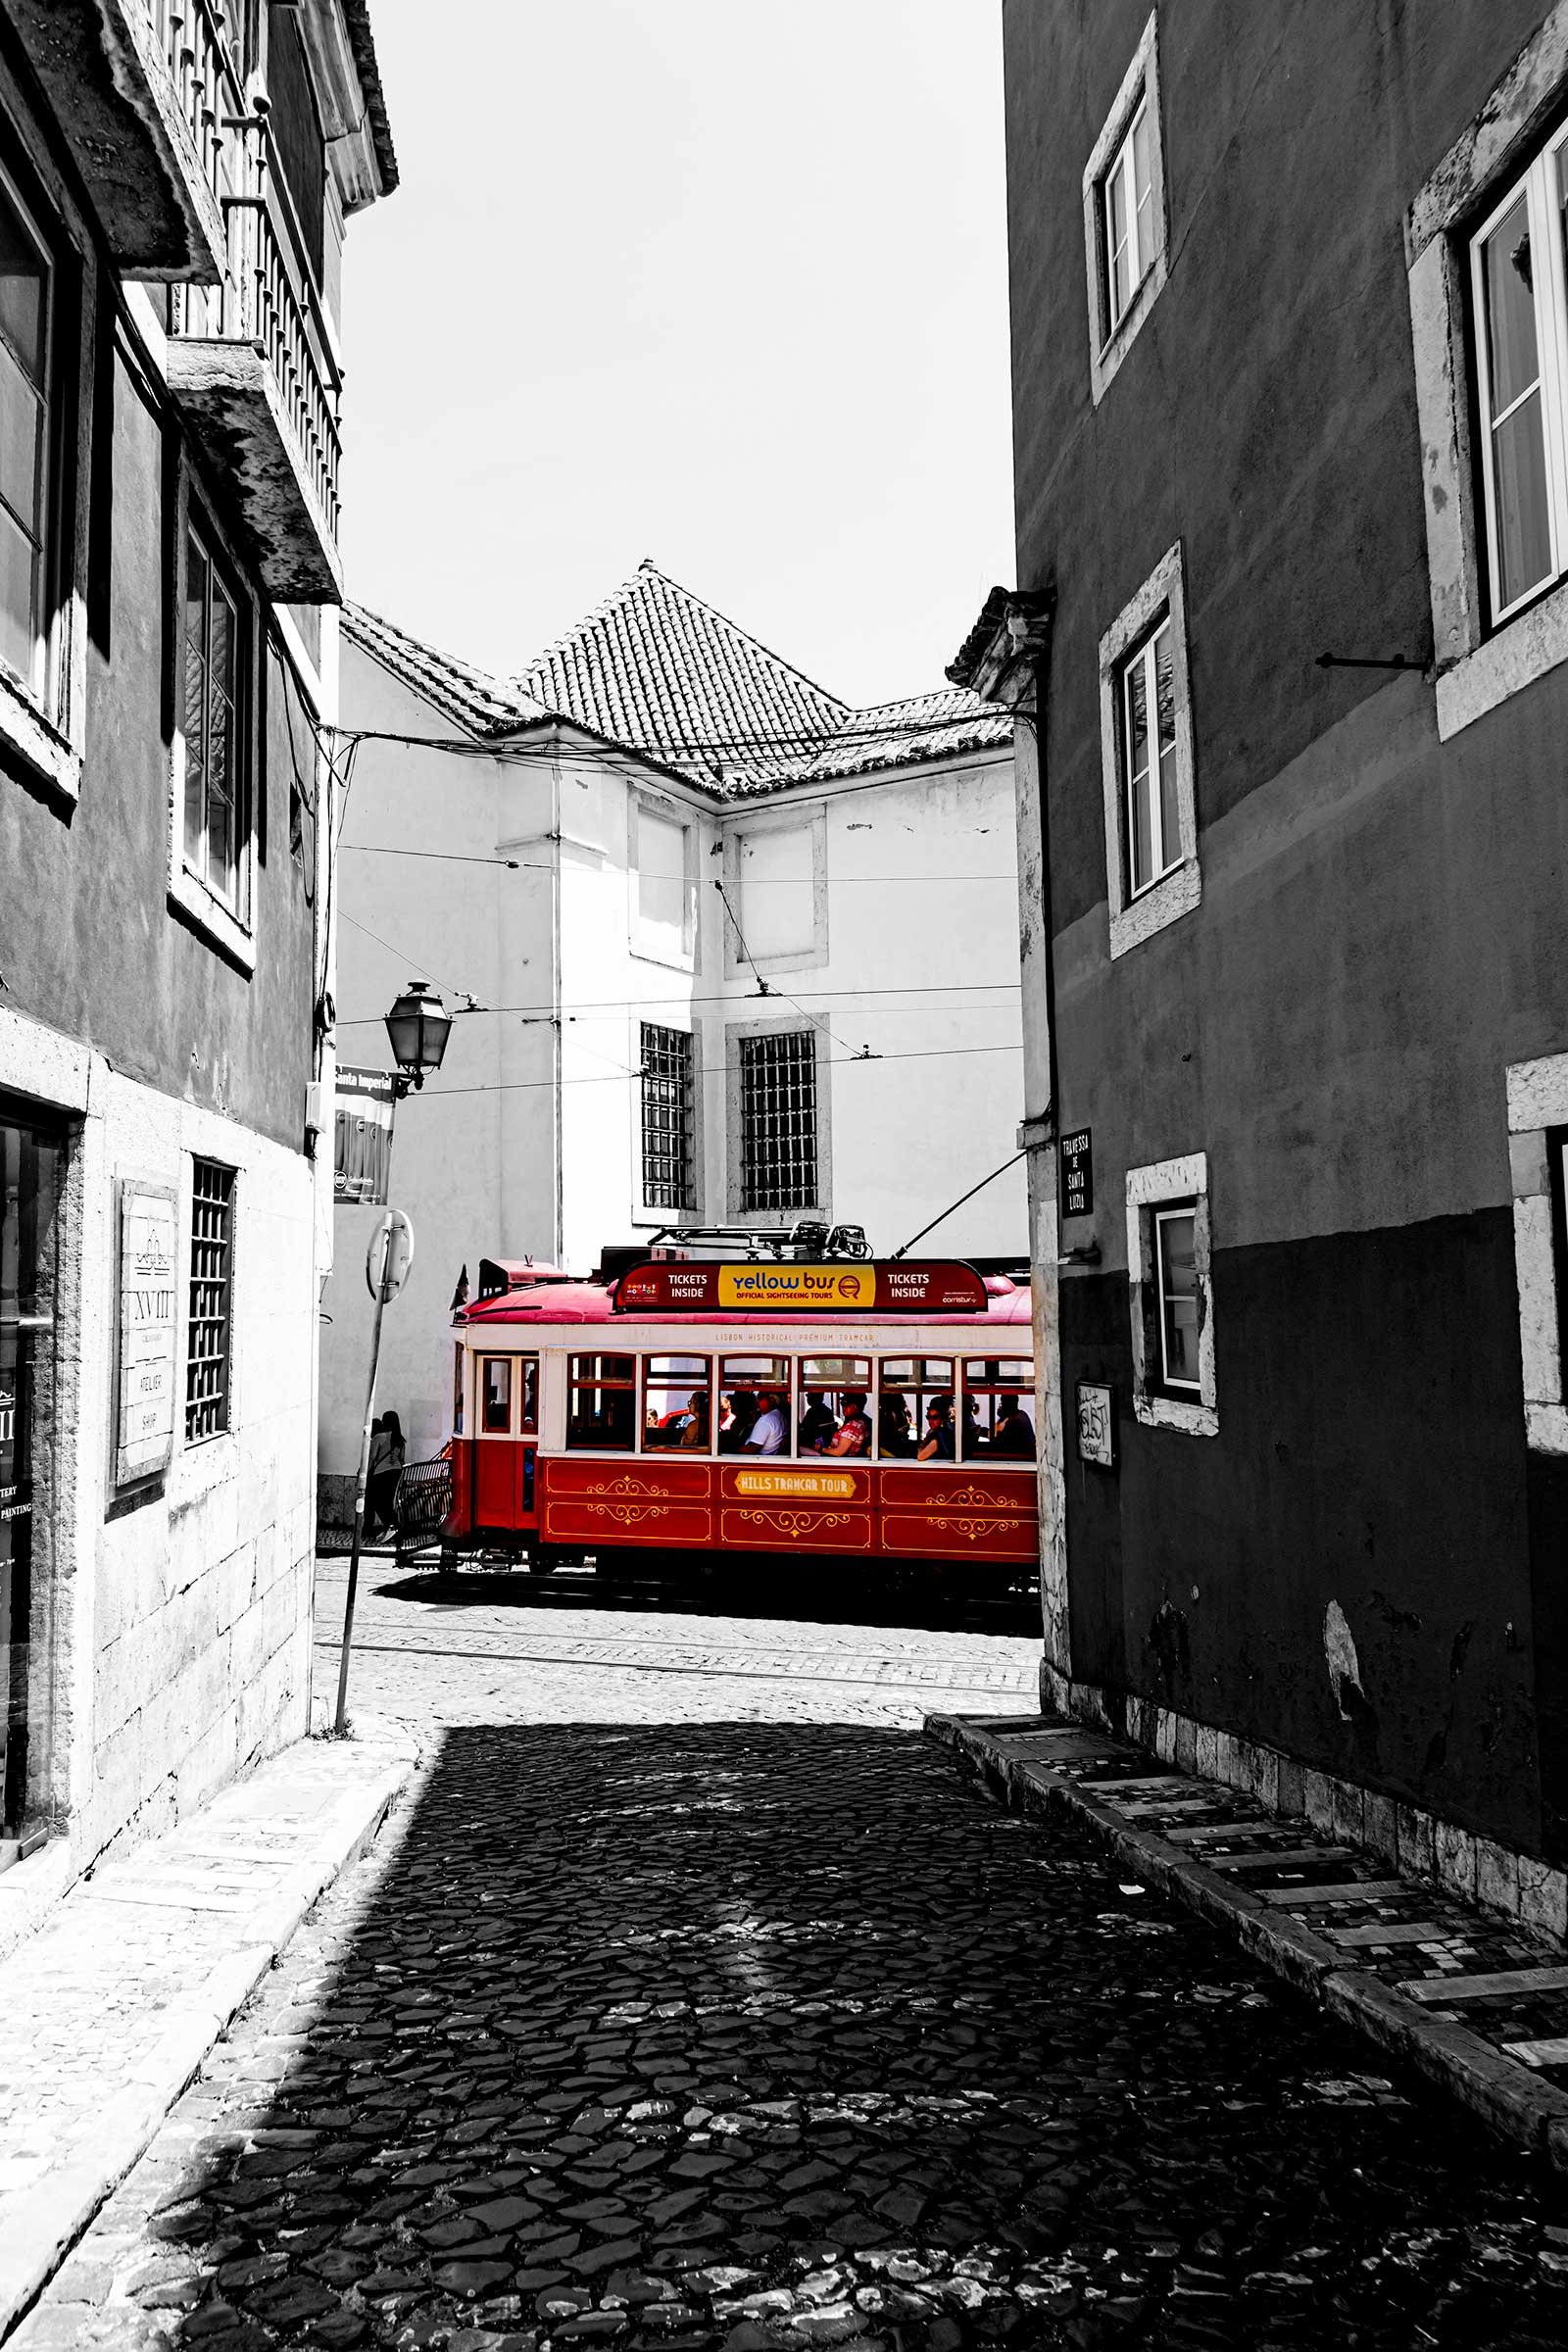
[733, 1469, 858, 1498]
[717, 1263, 875, 1311]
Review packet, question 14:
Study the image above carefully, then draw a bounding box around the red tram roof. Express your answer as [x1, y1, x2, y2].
[456, 1269, 1031, 1330]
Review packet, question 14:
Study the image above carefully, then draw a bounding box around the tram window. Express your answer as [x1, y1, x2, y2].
[643, 1353, 712, 1451]
[718, 1355, 792, 1456]
[798, 1357, 872, 1456]
[567, 1352, 636, 1451]
[453, 1345, 464, 1437]
[962, 1357, 1036, 1460]
[878, 1356, 956, 1461]
[481, 1357, 512, 1434]
[519, 1357, 539, 1434]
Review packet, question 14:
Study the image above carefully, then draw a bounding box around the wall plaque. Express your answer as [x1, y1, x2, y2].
[1077, 1381, 1115, 1469]
[1060, 1127, 1093, 1218]
[117, 1182, 178, 1486]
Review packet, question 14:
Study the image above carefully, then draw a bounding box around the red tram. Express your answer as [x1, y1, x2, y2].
[437, 1246, 1039, 1585]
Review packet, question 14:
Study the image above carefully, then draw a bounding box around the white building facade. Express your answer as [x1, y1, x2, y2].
[320, 567, 1027, 1500]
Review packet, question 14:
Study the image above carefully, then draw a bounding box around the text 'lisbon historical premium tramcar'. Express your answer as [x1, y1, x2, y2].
[437, 1244, 1040, 1585]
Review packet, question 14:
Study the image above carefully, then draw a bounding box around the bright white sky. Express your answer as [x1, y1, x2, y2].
[340, 0, 1013, 710]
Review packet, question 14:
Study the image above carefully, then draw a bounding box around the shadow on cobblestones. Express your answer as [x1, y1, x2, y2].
[39, 1724, 1568, 2352]
[368, 1564, 1039, 1639]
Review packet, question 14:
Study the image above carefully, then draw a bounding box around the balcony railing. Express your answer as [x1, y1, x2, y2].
[146, 0, 246, 217]
[169, 106, 344, 593]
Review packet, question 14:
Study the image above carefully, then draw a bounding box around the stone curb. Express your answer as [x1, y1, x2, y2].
[925, 1710, 1568, 2175]
[0, 1716, 421, 2346]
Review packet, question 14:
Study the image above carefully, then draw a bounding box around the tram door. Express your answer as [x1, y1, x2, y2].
[473, 1354, 539, 1531]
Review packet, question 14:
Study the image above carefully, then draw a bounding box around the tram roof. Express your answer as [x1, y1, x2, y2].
[456, 1273, 1031, 1331]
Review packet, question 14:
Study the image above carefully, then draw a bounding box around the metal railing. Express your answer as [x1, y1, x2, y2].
[153, 3, 343, 548]
[146, 0, 248, 213]
[172, 117, 343, 546]
[392, 1458, 455, 1563]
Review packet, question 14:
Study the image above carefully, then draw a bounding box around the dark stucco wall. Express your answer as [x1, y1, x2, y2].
[0, 346, 316, 1152]
[1004, 1, 1568, 1855]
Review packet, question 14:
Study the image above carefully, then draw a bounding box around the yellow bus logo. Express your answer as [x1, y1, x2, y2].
[717, 1263, 875, 1310]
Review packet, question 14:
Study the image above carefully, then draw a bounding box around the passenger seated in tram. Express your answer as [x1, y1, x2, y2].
[878, 1396, 913, 1457]
[745, 1388, 788, 1455]
[718, 1391, 758, 1452]
[917, 1394, 956, 1460]
[961, 1393, 983, 1454]
[824, 1391, 871, 1456]
[679, 1393, 710, 1450]
[992, 1392, 1036, 1459]
[798, 1390, 836, 1452]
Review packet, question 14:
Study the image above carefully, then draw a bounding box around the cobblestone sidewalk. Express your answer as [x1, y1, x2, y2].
[17, 1716, 1568, 2350]
[0, 1716, 417, 2341]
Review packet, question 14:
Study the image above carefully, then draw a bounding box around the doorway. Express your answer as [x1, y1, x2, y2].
[1, 1104, 62, 1859]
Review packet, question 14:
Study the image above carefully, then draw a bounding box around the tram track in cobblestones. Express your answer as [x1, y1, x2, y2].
[19, 1580, 1568, 2350]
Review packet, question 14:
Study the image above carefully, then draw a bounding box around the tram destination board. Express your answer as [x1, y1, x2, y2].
[613, 1258, 990, 1315]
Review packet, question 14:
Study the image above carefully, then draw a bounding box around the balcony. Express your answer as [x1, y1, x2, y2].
[167, 118, 345, 602]
[7, 0, 242, 281]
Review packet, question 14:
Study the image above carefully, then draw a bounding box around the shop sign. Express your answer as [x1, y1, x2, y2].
[1077, 1381, 1115, 1469]
[117, 1182, 177, 1486]
[335, 1068, 398, 1205]
[1060, 1127, 1093, 1218]
[613, 1259, 989, 1316]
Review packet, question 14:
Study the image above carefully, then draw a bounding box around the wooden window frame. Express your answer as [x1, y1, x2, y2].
[0, 79, 92, 804]
[168, 479, 260, 972]
[1098, 544, 1200, 957]
[1081, 11, 1168, 407]
[1469, 133, 1568, 630]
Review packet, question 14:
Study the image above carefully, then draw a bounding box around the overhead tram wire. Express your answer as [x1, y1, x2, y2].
[712, 880, 874, 1061]
[337, 841, 1016, 884]
[418, 1039, 1023, 1102]
[333, 976, 1025, 1028]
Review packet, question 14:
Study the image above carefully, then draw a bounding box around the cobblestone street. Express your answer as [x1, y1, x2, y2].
[18, 1561, 1568, 2350]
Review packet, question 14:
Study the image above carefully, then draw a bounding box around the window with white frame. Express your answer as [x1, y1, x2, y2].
[1082, 12, 1167, 405]
[181, 516, 249, 920]
[1152, 1203, 1200, 1389]
[0, 122, 91, 802]
[1119, 614, 1180, 899]
[1126, 1154, 1216, 1436]
[1505, 1050, 1568, 1454]
[0, 165, 53, 706]
[1407, 20, 1568, 739]
[632, 801, 694, 963]
[1099, 543, 1199, 956]
[1470, 132, 1568, 626]
[1102, 95, 1155, 336]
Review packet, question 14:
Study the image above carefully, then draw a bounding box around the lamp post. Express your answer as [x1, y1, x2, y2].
[384, 979, 452, 1098]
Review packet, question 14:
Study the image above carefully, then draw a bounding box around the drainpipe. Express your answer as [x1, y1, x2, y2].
[550, 745, 564, 1268]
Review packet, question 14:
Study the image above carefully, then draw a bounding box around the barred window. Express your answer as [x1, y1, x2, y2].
[185, 1159, 234, 1444]
[739, 1030, 817, 1213]
[641, 1023, 696, 1211]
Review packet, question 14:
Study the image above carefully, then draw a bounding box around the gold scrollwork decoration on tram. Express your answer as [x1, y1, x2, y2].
[577, 1499, 669, 1527]
[732, 1509, 855, 1541]
[924, 1482, 1004, 1509]
[924, 1514, 1006, 1544]
[581, 1474, 675, 1500]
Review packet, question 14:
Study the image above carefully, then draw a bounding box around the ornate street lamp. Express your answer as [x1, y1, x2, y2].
[384, 979, 452, 1097]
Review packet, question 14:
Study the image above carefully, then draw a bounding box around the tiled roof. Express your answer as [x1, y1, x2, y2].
[514, 562, 851, 792]
[342, 604, 547, 738]
[345, 564, 1011, 795]
[788, 689, 1011, 788]
[341, 2, 400, 195]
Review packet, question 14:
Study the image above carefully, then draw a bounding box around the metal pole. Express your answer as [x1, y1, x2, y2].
[335, 1271, 389, 1734]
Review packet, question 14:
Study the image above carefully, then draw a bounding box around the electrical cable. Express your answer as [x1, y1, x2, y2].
[890, 1150, 1028, 1259]
[418, 1040, 1021, 1102]
[336, 976, 1022, 1026]
[712, 880, 873, 1061]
